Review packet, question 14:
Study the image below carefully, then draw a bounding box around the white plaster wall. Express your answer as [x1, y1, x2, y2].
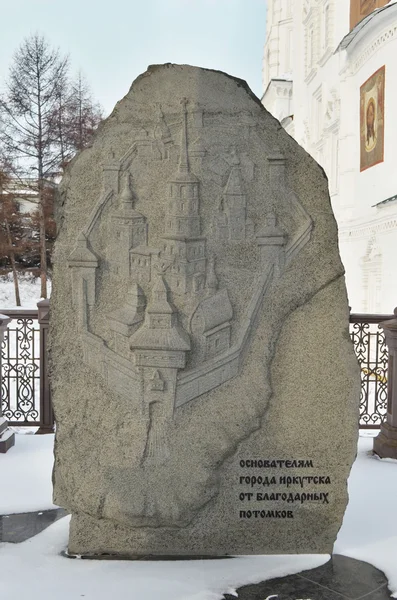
[340, 10, 397, 214]
[262, 80, 293, 124]
[338, 6, 397, 312]
[262, 0, 294, 91]
[262, 0, 397, 313]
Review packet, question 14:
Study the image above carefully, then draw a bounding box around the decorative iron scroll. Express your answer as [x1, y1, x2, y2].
[349, 314, 392, 429]
[0, 309, 393, 429]
[1, 314, 40, 425]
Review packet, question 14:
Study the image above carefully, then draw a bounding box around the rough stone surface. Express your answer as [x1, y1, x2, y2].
[50, 64, 360, 556]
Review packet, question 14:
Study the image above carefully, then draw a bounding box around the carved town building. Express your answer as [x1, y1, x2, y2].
[129, 99, 207, 295]
[67, 93, 313, 471]
[214, 165, 254, 241]
[262, 0, 397, 312]
[52, 65, 359, 555]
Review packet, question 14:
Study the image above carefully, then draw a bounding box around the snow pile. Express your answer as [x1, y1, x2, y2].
[0, 433, 57, 514]
[0, 433, 396, 599]
[0, 519, 328, 600]
[0, 272, 51, 310]
[335, 432, 397, 597]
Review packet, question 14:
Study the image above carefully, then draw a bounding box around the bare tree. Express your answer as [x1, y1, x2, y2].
[50, 71, 103, 168]
[0, 34, 69, 298]
[67, 72, 103, 153]
[0, 166, 22, 305]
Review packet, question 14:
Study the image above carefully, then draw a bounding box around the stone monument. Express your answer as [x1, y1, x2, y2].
[50, 64, 360, 556]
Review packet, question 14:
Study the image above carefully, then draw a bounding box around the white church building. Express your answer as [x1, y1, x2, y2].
[262, 0, 397, 313]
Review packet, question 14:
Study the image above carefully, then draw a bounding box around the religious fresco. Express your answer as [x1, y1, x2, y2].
[350, 0, 390, 30]
[360, 66, 385, 172]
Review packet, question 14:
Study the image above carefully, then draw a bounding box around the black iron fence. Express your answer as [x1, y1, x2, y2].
[1, 309, 40, 424]
[349, 312, 393, 428]
[0, 303, 394, 431]
[0, 300, 53, 433]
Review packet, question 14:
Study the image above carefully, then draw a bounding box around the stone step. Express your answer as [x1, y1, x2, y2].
[0, 429, 15, 453]
[0, 417, 8, 436]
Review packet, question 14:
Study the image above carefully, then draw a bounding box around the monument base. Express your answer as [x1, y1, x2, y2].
[373, 422, 397, 459]
[0, 418, 15, 453]
[67, 505, 338, 558]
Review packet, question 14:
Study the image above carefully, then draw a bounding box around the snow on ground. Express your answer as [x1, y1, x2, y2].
[0, 432, 396, 599]
[0, 519, 328, 600]
[335, 431, 397, 597]
[0, 272, 51, 310]
[0, 432, 57, 514]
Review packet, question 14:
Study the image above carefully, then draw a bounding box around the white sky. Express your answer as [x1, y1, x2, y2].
[0, 0, 267, 116]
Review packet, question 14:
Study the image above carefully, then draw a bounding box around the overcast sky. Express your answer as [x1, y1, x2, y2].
[0, 0, 267, 116]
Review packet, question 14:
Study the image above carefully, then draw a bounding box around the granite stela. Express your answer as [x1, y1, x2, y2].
[50, 64, 360, 557]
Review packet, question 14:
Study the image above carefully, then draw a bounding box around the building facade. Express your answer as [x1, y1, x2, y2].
[262, 0, 397, 312]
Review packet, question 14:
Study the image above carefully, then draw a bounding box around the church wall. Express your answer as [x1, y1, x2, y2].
[338, 5, 397, 312]
[340, 9, 397, 214]
[262, 0, 397, 313]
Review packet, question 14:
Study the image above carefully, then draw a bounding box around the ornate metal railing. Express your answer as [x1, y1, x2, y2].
[0, 303, 394, 431]
[349, 313, 394, 429]
[1, 309, 40, 425]
[0, 301, 53, 432]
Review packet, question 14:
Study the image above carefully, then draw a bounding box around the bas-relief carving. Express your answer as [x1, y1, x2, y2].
[213, 163, 254, 242]
[67, 98, 313, 525]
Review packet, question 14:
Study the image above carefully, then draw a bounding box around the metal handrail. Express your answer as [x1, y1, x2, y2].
[349, 312, 392, 428]
[0, 307, 394, 431]
[0, 302, 53, 433]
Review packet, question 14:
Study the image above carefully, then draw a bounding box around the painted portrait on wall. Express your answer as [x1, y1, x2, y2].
[350, 0, 389, 30]
[360, 66, 385, 172]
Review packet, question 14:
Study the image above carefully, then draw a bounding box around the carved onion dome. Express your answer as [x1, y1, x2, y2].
[192, 288, 233, 334]
[117, 173, 144, 218]
[120, 172, 134, 207]
[109, 283, 146, 327]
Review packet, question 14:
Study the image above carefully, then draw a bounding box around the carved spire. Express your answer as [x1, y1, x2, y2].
[120, 172, 134, 208]
[147, 274, 173, 315]
[224, 166, 245, 196]
[206, 255, 218, 293]
[179, 98, 190, 174]
[155, 103, 172, 144]
[129, 272, 190, 352]
[68, 232, 98, 266]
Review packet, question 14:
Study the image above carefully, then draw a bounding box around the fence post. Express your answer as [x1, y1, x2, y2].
[0, 314, 15, 452]
[374, 307, 397, 459]
[36, 299, 54, 434]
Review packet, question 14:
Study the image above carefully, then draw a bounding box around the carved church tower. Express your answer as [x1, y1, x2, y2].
[129, 274, 190, 464]
[110, 172, 148, 277]
[221, 166, 254, 240]
[161, 99, 207, 295]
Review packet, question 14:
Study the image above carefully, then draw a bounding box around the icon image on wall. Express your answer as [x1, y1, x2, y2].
[360, 65, 385, 172]
[350, 1, 389, 31]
